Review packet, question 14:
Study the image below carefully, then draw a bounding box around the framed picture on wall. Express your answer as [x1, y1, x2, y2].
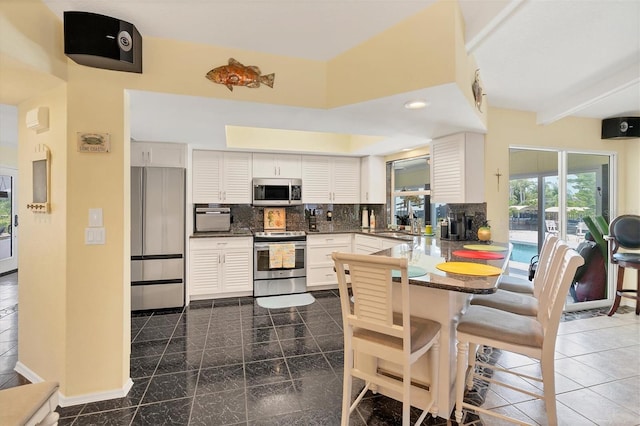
[77, 132, 110, 153]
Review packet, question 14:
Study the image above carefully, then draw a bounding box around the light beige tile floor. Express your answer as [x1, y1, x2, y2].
[467, 310, 640, 425]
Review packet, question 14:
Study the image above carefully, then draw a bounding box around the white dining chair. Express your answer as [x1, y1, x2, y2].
[332, 252, 441, 426]
[454, 241, 583, 425]
[497, 234, 559, 295]
[469, 235, 564, 316]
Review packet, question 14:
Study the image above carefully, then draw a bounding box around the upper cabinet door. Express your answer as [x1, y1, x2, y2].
[276, 154, 302, 178]
[331, 157, 360, 204]
[360, 156, 386, 204]
[302, 155, 332, 203]
[302, 155, 360, 204]
[192, 150, 252, 204]
[222, 152, 252, 203]
[131, 142, 185, 168]
[252, 153, 301, 178]
[431, 133, 485, 203]
[192, 150, 224, 203]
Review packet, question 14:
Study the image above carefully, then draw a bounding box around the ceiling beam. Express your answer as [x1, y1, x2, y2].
[536, 62, 640, 125]
[465, 0, 528, 54]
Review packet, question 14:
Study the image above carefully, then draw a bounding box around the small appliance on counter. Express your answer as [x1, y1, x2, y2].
[440, 212, 473, 241]
[308, 209, 318, 231]
[194, 206, 231, 232]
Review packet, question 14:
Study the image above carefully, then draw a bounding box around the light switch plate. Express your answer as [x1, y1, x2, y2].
[85, 227, 105, 245]
[89, 208, 103, 227]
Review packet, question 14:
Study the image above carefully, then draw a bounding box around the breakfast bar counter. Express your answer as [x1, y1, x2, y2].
[357, 236, 511, 419]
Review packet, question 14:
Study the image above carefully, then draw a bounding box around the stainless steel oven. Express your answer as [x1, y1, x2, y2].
[253, 231, 306, 296]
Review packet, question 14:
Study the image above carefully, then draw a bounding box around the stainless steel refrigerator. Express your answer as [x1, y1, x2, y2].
[131, 166, 185, 311]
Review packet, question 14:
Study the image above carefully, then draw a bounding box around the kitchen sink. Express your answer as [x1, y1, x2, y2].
[374, 231, 416, 241]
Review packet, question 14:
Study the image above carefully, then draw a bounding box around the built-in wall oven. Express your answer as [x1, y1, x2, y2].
[253, 231, 306, 296]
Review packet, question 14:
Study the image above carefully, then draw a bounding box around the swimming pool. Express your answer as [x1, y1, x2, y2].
[510, 241, 538, 263]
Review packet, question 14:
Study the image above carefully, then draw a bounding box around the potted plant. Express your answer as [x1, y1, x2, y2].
[582, 215, 609, 273]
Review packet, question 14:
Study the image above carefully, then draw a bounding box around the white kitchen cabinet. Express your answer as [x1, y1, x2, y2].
[252, 153, 301, 178]
[189, 237, 253, 299]
[430, 132, 485, 203]
[302, 156, 360, 204]
[353, 234, 400, 254]
[306, 234, 352, 289]
[192, 150, 252, 204]
[131, 141, 185, 168]
[360, 156, 386, 204]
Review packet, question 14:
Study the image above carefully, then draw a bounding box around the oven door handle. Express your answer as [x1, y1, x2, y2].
[254, 242, 305, 249]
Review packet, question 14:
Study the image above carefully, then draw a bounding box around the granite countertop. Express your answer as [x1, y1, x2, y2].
[372, 238, 512, 294]
[191, 229, 253, 238]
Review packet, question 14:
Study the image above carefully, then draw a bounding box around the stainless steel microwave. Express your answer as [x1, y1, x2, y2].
[252, 178, 302, 206]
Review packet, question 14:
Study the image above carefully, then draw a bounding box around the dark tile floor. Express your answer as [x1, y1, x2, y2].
[0, 271, 449, 425]
[1, 270, 633, 425]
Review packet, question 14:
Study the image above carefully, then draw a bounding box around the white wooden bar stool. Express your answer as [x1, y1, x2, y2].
[469, 235, 563, 316]
[497, 234, 558, 295]
[333, 252, 441, 426]
[454, 242, 583, 425]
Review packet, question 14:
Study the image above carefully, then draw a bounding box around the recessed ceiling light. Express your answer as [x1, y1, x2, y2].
[404, 100, 429, 110]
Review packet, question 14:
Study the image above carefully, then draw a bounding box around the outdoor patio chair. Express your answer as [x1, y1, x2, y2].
[545, 219, 558, 235]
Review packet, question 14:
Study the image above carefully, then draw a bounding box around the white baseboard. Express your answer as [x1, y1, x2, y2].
[14, 361, 44, 383]
[14, 361, 134, 407]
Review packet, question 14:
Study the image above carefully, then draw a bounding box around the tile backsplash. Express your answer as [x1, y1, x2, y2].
[218, 202, 485, 239]
[228, 204, 386, 232]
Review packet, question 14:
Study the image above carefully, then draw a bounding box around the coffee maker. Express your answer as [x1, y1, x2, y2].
[448, 212, 466, 240]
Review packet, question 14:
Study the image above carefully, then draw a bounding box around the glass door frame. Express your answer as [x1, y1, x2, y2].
[0, 166, 18, 274]
[509, 146, 617, 312]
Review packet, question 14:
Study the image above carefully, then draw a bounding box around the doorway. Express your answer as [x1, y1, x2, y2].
[509, 148, 614, 311]
[0, 168, 17, 274]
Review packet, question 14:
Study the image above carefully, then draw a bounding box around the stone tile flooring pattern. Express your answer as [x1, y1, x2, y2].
[1, 270, 639, 425]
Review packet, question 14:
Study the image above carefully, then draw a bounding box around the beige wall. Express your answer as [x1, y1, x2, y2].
[327, 1, 458, 106]
[18, 83, 68, 391]
[64, 64, 131, 395]
[0, 146, 17, 167]
[0, 0, 67, 104]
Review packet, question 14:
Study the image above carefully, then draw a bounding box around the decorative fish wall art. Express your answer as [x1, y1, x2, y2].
[206, 58, 275, 91]
[472, 69, 485, 112]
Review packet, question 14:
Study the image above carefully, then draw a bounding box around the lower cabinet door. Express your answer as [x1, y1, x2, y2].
[190, 249, 222, 296]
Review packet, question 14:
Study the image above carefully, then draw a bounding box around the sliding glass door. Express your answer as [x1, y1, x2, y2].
[509, 148, 615, 311]
[0, 167, 17, 274]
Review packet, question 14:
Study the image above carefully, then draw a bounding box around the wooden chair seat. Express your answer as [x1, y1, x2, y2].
[474, 235, 561, 316]
[496, 234, 558, 296]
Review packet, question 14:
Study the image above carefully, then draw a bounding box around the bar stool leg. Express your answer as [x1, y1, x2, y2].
[636, 272, 640, 315]
[607, 265, 625, 316]
[455, 340, 469, 424]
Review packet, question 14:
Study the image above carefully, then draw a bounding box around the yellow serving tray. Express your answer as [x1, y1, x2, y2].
[436, 262, 503, 276]
[462, 244, 508, 252]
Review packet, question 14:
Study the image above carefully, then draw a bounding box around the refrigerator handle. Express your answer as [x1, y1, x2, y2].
[141, 168, 146, 255]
